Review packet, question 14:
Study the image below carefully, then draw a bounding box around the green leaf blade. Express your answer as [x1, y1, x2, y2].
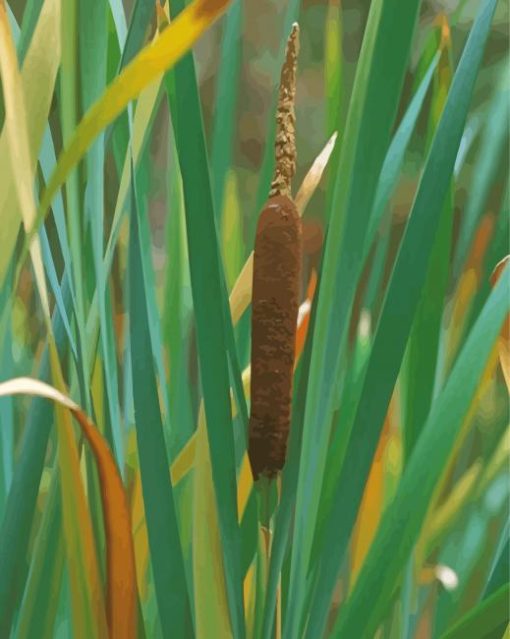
[129, 173, 193, 638]
[306, 1, 499, 635]
[334, 263, 510, 639]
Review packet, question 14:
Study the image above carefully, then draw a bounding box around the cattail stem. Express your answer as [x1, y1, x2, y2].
[257, 475, 273, 530]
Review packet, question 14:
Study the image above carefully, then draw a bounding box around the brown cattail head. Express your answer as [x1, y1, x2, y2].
[248, 195, 302, 479]
[249, 24, 302, 480]
[269, 23, 299, 199]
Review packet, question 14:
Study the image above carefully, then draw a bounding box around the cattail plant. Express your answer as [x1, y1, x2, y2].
[0, 1, 506, 637]
[248, 24, 303, 480]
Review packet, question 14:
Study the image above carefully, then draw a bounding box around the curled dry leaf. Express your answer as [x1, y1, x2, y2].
[0, 377, 137, 639]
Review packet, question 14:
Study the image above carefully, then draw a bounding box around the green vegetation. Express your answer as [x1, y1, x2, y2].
[0, 0, 508, 637]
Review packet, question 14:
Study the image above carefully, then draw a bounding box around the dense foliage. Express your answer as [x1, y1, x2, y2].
[0, 0, 508, 637]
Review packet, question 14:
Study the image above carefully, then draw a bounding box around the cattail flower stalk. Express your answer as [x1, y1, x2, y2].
[248, 24, 302, 481]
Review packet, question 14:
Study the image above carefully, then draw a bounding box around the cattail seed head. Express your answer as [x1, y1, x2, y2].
[249, 24, 302, 480]
[248, 195, 302, 479]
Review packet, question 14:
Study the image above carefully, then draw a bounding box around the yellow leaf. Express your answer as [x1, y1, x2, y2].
[192, 408, 232, 638]
[238, 453, 253, 522]
[0, 0, 61, 283]
[131, 468, 150, 602]
[222, 170, 244, 288]
[27, 0, 232, 255]
[230, 254, 254, 326]
[350, 397, 395, 586]
[244, 560, 257, 637]
[0, 0, 50, 316]
[171, 434, 199, 485]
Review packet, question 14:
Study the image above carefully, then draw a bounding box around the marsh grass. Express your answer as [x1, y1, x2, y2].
[0, 0, 508, 637]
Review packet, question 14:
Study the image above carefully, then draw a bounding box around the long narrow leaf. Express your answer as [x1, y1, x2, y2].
[129, 172, 193, 637]
[334, 262, 509, 638]
[307, 2, 499, 635]
[286, 0, 422, 634]
[165, 0, 244, 631]
[211, 0, 242, 219]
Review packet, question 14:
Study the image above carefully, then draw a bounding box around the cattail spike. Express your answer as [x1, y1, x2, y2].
[269, 23, 299, 198]
[248, 195, 302, 479]
[248, 23, 302, 481]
